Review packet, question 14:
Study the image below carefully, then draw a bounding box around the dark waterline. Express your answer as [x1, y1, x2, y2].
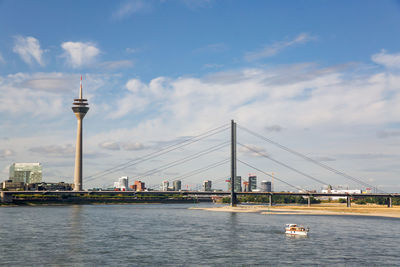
[1, 203, 399, 266]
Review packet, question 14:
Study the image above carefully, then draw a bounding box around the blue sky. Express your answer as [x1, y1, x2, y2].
[1, 0, 400, 191]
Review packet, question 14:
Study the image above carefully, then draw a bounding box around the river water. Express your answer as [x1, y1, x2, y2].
[0, 203, 399, 266]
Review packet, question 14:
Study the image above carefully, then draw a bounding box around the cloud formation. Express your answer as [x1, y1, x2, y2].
[13, 36, 45, 66]
[239, 144, 267, 157]
[29, 144, 75, 157]
[265, 125, 283, 132]
[99, 141, 146, 151]
[0, 149, 15, 158]
[0, 51, 5, 64]
[112, 0, 148, 19]
[99, 141, 120, 151]
[245, 33, 315, 61]
[0, 72, 107, 117]
[110, 63, 400, 131]
[376, 129, 400, 139]
[61, 41, 100, 68]
[371, 50, 400, 69]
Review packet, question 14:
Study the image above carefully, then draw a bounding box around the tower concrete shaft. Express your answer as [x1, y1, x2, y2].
[72, 77, 89, 191]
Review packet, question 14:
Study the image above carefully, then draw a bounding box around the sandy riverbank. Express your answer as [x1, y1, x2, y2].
[190, 203, 400, 218]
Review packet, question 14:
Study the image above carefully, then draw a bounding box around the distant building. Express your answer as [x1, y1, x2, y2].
[203, 180, 212, 191]
[2, 180, 25, 190]
[26, 182, 73, 191]
[130, 180, 146, 191]
[321, 189, 362, 200]
[173, 180, 182, 191]
[228, 176, 242, 192]
[248, 175, 257, 192]
[162, 181, 169, 191]
[243, 181, 249, 192]
[9, 163, 42, 184]
[261, 181, 272, 192]
[114, 176, 129, 191]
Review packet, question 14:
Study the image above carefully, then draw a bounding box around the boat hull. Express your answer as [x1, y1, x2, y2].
[285, 230, 308, 236]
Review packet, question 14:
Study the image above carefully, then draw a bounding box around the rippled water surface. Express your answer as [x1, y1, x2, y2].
[0, 204, 399, 266]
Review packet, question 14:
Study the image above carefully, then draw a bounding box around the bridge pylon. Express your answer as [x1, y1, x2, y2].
[231, 120, 237, 207]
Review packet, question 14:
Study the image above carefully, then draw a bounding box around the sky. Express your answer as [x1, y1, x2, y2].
[1, 0, 400, 192]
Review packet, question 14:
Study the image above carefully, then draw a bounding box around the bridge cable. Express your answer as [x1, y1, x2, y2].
[237, 159, 305, 192]
[238, 142, 333, 188]
[132, 141, 229, 181]
[148, 159, 230, 190]
[167, 158, 230, 183]
[85, 124, 230, 182]
[238, 124, 382, 192]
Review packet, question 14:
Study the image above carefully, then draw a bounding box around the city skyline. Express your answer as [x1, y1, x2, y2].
[1, 1, 400, 191]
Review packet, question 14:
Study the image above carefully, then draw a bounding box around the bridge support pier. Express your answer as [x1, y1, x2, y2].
[307, 196, 311, 207]
[346, 196, 351, 208]
[388, 197, 392, 208]
[269, 195, 272, 207]
[1, 192, 12, 203]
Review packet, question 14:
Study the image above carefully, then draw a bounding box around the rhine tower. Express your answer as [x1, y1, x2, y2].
[72, 76, 89, 191]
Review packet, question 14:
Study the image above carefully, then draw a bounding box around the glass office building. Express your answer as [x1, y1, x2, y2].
[228, 176, 242, 192]
[9, 163, 42, 184]
[249, 175, 257, 192]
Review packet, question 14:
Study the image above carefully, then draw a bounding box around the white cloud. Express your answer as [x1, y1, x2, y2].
[97, 60, 134, 70]
[239, 144, 267, 157]
[98, 141, 146, 151]
[92, 61, 400, 176]
[109, 77, 168, 118]
[0, 51, 5, 64]
[377, 129, 400, 139]
[0, 72, 109, 117]
[29, 144, 75, 157]
[0, 149, 15, 158]
[126, 47, 140, 54]
[265, 125, 283, 132]
[13, 36, 45, 66]
[99, 141, 121, 151]
[61, 41, 100, 68]
[112, 0, 148, 20]
[3, 54, 400, 191]
[245, 33, 315, 61]
[371, 50, 400, 69]
[121, 142, 145, 151]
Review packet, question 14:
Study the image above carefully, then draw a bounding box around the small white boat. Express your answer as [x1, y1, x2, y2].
[285, 224, 309, 236]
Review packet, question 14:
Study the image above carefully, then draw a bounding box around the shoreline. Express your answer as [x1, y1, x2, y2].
[190, 203, 400, 218]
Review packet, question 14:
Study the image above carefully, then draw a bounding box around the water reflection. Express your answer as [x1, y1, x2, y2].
[69, 205, 84, 255]
[227, 212, 239, 253]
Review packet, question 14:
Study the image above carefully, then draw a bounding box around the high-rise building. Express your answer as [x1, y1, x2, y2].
[119, 177, 128, 190]
[114, 176, 129, 191]
[243, 181, 249, 192]
[130, 180, 145, 191]
[173, 180, 181, 191]
[203, 180, 212, 191]
[228, 176, 242, 192]
[248, 175, 257, 192]
[162, 181, 169, 191]
[261, 180, 272, 192]
[72, 76, 89, 191]
[9, 163, 42, 184]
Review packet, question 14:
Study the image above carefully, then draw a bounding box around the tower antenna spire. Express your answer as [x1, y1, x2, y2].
[79, 75, 83, 99]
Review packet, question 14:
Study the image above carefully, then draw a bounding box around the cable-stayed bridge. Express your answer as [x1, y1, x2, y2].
[2, 120, 399, 206]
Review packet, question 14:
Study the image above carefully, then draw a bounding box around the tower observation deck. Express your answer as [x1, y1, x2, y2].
[72, 76, 89, 191]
